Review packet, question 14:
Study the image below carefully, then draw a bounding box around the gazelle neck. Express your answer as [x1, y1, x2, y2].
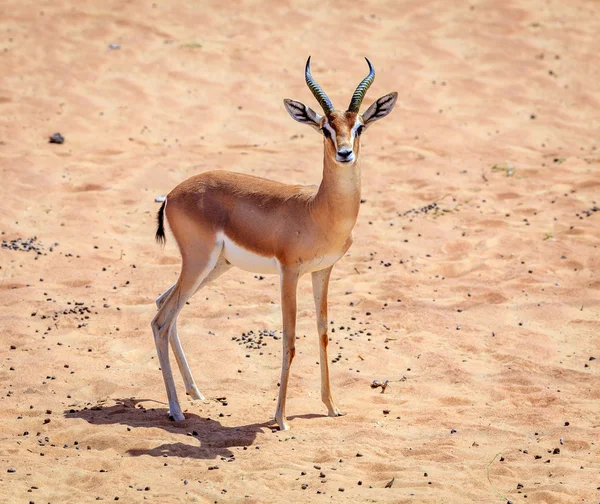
[313, 151, 362, 233]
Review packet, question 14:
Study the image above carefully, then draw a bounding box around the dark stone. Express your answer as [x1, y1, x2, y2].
[49, 133, 65, 144]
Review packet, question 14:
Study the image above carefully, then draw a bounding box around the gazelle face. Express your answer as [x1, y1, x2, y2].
[283, 57, 397, 167]
[321, 111, 363, 165]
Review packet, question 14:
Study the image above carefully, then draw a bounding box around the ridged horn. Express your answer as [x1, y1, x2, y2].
[348, 57, 375, 113]
[305, 56, 334, 115]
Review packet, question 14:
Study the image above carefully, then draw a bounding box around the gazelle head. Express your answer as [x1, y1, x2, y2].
[284, 57, 397, 166]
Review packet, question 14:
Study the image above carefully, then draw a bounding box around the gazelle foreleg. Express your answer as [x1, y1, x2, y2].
[312, 266, 343, 417]
[274, 267, 299, 431]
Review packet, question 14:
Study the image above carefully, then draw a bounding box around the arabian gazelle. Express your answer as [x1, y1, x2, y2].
[152, 57, 397, 431]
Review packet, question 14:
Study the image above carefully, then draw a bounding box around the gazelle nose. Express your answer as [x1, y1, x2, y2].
[337, 149, 352, 158]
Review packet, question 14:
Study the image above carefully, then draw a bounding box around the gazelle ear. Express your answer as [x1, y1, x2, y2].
[362, 92, 398, 127]
[283, 99, 322, 131]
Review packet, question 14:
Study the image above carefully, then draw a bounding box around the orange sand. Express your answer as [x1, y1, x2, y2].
[1, 1, 599, 502]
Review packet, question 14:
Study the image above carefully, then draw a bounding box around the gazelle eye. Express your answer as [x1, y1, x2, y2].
[321, 127, 331, 139]
[356, 125, 364, 136]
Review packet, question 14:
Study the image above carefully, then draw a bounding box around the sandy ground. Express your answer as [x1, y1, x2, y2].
[1, 0, 599, 502]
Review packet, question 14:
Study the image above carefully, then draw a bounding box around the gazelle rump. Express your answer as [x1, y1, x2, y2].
[152, 57, 397, 431]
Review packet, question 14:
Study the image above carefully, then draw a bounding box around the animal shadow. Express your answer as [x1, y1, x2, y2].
[64, 397, 272, 460]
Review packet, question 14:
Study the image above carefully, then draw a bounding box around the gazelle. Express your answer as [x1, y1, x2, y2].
[152, 57, 397, 431]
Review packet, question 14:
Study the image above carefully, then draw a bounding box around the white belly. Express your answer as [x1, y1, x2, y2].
[221, 233, 279, 274]
[220, 233, 345, 276]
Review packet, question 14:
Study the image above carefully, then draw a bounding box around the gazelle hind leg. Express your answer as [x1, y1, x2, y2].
[312, 266, 343, 417]
[169, 325, 204, 400]
[151, 242, 222, 420]
[169, 254, 232, 401]
[155, 283, 205, 399]
[156, 284, 175, 309]
[151, 287, 187, 421]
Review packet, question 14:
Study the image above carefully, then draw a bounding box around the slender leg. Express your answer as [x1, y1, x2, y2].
[168, 254, 232, 400]
[274, 267, 299, 431]
[312, 266, 343, 417]
[151, 244, 220, 420]
[168, 325, 205, 400]
[156, 283, 202, 398]
[156, 284, 175, 309]
[191, 255, 232, 297]
[151, 286, 188, 421]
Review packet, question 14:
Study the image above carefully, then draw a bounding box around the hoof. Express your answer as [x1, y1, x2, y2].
[187, 388, 205, 401]
[328, 408, 345, 418]
[275, 416, 290, 431]
[168, 411, 185, 422]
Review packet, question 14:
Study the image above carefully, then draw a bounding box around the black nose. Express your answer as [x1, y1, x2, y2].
[337, 149, 352, 158]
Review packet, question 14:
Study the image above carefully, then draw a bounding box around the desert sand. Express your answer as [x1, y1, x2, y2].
[1, 0, 599, 502]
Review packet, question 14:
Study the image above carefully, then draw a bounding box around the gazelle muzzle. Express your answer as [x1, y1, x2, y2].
[336, 147, 355, 164]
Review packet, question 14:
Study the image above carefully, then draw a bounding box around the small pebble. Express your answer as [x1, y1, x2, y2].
[49, 133, 64, 144]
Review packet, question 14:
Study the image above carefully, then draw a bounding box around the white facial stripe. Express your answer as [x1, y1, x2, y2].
[350, 118, 363, 143]
[323, 121, 338, 150]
